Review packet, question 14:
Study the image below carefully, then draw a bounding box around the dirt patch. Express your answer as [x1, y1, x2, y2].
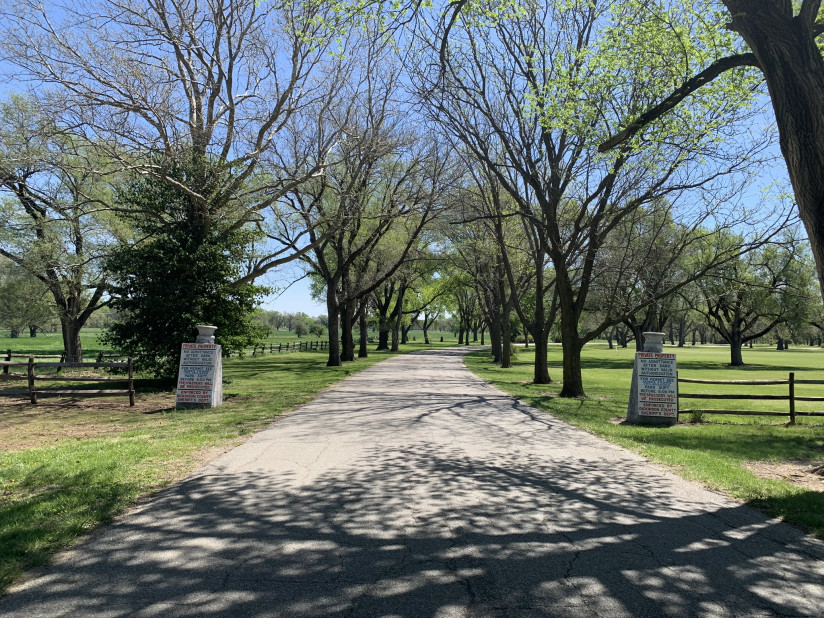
[743, 460, 824, 492]
[0, 393, 175, 452]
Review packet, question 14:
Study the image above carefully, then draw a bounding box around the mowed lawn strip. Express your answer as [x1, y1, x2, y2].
[464, 344, 824, 538]
[0, 344, 443, 594]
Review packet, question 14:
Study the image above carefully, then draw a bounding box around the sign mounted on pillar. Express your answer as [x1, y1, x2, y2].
[175, 325, 223, 409]
[627, 332, 677, 426]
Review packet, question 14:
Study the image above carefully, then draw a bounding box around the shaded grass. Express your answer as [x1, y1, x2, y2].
[0, 345, 424, 593]
[464, 344, 824, 538]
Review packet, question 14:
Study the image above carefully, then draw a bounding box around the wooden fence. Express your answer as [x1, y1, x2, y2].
[228, 341, 329, 357]
[678, 372, 824, 424]
[3, 349, 65, 374]
[0, 358, 135, 406]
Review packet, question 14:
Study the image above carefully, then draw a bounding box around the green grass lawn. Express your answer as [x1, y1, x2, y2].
[464, 343, 824, 538]
[0, 328, 465, 359]
[0, 329, 110, 359]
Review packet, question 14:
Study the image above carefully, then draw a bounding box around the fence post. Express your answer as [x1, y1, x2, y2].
[3, 349, 10, 375]
[789, 371, 796, 425]
[127, 357, 135, 407]
[676, 370, 680, 417]
[27, 356, 37, 404]
[278, 343, 282, 353]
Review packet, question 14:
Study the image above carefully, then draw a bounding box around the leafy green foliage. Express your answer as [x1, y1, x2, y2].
[102, 158, 268, 381]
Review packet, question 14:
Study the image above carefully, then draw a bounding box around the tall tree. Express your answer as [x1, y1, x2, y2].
[102, 159, 268, 380]
[689, 237, 817, 365]
[0, 97, 122, 360]
[0, 0, 355, 280]
[596, 0, 824, 299]
[0, 258, 57, 338]
[290, 41, 448, 366]
[414, 0, 774, 396]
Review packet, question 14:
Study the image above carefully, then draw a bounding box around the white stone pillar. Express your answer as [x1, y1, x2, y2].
[626, 332, 678, 425]
[175, 325, 223, 409]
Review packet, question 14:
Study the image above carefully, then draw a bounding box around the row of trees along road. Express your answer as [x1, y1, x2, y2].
[0, 0, 816, 394]
[412, 0, 789, 396]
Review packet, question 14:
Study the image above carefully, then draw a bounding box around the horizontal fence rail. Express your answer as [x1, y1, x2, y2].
[678, 372, 824, 424]
[0, 357, 134, 406]
[227, 340, 329, 357]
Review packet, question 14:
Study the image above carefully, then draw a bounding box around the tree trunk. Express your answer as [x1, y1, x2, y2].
[677, 316, 686, 347]
[326, 294, 342, 367]
[628, 322, 644, 353]
[725, 3, 824, 299]
[358, 307, 369, 358]
[10, 328, 19, 338]
[29, 326, 37, 337]
[490, 305, 502, 364]
[458, 328, 464, 345]
[558, 310, 585, 398]
[532, 329, 551, 384]
[729, 334, 744, 366]
[501, 300, 513, 369]
[390, 286, 406, 352]
[423, 326, 430, 345]
[60, 315, 83, 363]
[341, 301, 355, 362]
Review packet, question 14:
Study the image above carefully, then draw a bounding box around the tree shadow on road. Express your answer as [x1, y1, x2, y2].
[3, 436, 823, 617]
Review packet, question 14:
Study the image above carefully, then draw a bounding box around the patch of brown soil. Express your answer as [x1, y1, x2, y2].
[743, 460, 824, 492]
[0, 393, 175, 452]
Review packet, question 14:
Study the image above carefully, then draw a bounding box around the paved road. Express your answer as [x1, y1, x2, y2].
[3, 348, 824, 617]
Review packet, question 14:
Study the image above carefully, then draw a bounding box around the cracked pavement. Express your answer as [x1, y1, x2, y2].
[3, 347, 824, 617]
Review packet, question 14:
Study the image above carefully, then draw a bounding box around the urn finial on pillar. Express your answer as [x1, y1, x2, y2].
[195, 325, 217, 344]
[642, 332, 665, 353]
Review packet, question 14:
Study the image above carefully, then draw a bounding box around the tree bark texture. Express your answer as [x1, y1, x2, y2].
[501, 300, 513, 369]
[60, 315, 83, 363]
[326, 294, 342, 367]
[358, 308, 369, 358]
[341, 301, 356, 362]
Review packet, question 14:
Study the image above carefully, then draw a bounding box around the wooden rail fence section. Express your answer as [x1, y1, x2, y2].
[678, 372, 824, 424]
[230, 340, 329, 357]
[0, 357, 135, 406]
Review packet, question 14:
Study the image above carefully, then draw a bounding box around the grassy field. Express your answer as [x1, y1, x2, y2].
[0, 328, 463, 360]
[464, 343, 824, 538]
[0, 336, 476, 594]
